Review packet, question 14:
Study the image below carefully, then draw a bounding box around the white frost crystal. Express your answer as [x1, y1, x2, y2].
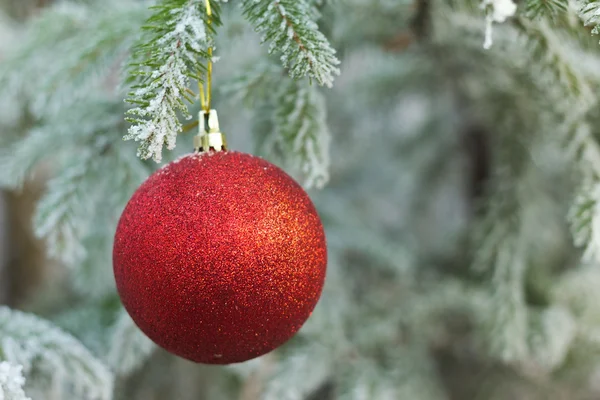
[0, 362, 31, 400]
[482, 0, 517, 49]
[125, 1, 208, 162]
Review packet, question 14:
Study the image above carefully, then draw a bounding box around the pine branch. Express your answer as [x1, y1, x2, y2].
[33, 143, 149, 292]
[272, 79, 331, 188]
[251, 78, 331, 189]
[33, 151, 97, 266]
[225, 62, 332, 188]
[0, 96, 150, 297]
[555, 267, 600, 340]
[524, 0, 569, 18]
[0, 1, 148, 119]
[516, 18, 595, 106]
[0, 362, 31, 400]
[261, 345, 333, 400]
[0, 101, 123, 189]
[125, 0, 221, 162]
[220, 60, 283, 105]
[106, 311, 155, 376]
[528, 307, 576, 371]
[569, 177, 600, 261]
[440, 7, 600, 270]
[0, 307, 113, 400]
[484, 235, 530, 363]
[577, 0, 600, 34]
[338, 353, 446, 400]
[51, 298, 123, 358]
[241, 0, 340, 87]
[70, 145, 150, 298]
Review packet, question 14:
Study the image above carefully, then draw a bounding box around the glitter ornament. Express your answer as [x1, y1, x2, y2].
[113, 147, 327, 364]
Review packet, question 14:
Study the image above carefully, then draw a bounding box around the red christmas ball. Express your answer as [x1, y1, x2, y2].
[113, 151, 327, 364]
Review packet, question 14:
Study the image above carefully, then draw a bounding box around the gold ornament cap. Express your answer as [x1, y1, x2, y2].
[194, 109, 227, 153]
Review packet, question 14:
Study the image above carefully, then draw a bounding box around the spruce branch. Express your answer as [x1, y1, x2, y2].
[11, 98, 151, 294]
[0, 101, 124, 189]
[528, 307, 576, 371]
[524, 0, 569, 18]
[337, 350, 446, 400]
[106, 311, 155, 376]
[0, 307, 113, 400]
[0, 1, 148, 120]
[516, 18, 595, 106]
[555, 268, 600, 340]
[569, 176, 600, 262]
[241, 0, 340, 87]
[224, 62, 331, 188]
[220, 60, 283, 105]
[34, 151, 98, 266]
[481, 232, 530, 364]
[254, 78, 331, 189]
[125, 0, 221, 162]
[577, 0, 600, 34]
[471, 179, 530, 363]
[261, 345, 333, 400]
[0, 362, 31, 400]
[33, 141, 149, 293]
[273, 80, 331, 188]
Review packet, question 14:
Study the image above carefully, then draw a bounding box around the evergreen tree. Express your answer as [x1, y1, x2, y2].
[2, 0, 600, 398]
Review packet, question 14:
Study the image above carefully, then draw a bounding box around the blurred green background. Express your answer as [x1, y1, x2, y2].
[2, 0, 600, 399]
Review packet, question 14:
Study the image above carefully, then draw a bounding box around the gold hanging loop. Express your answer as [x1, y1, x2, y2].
[199, 0, 213, 113]
[194, 0, 227, 153]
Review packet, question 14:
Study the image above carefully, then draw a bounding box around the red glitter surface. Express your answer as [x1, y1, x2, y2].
[113, 151, 327, 364]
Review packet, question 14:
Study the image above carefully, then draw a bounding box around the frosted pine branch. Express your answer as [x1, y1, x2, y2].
[528, 307, 576, 371]
[569, 182, 600, 262]
[107, 311, 155, 376]
[0, 307, 113, 400]
[0, 1, 148, 120]
[555, 268, 600, 334]
[241, 0, 340, 87]
[486, 236, 529, 363]
[229, 62, 332, 188]
[471, 185, 530, 363]
[125, 0, 217, 162]
[34, 151, 97, 266]
[0, 362, 31, 400]
[578, 1, 600, 34]
[0, 97, 150, 298]
[338, 354, 446, 400]
[273, 80, 331, 188]
[524, 0, 568, 18]
[0, 99, 123, 189]
[261, 345, 332, 400]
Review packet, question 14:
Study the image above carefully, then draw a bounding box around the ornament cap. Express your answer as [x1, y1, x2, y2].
[194, 109, 227, 153]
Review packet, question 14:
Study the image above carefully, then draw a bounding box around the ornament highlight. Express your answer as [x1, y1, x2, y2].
[113, 151, 327, 364]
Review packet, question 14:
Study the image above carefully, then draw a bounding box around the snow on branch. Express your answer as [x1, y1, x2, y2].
[261, 345, 332, 400]
[524, 0, 568, 18]
[125, 0, 218, 162]
[224, 62, 331, 188]
[481, 0, 517, 49]
[0, 1, 148, 121]
[570, 179, 600, 262]
[578, 1, 600, 33]
[241, 0, 340, 88]
[273, 79, 331, 188]
[0, 362, 30, 400]
[0, 307, 113, 400]
[33, 151, 97, 266]
[486, 236, 529, 363]
[107, 311, 155, 376]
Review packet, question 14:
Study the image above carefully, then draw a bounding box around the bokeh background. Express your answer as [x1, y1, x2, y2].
[1, 0, 600, 399]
